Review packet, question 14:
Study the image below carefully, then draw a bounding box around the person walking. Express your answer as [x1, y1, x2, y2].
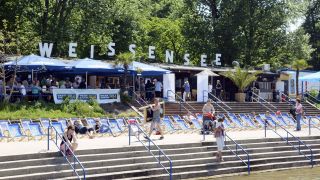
[145, 98, 164, 140]
[202, 100, 216, 132]
[295, 98, 303, 131]
[214, 117, 225, 162]
[183, 81, 191, 102]
[216, 80, 222, 99]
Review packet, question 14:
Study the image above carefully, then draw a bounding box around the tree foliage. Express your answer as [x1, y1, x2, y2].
[0, 0, 316, 70]
[220, 67, 261, 93]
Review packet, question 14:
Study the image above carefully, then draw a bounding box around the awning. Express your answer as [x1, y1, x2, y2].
[300, 71, 320, 82]
[68, 58, 123, 74]
[4, 54, 69, 71]
[195, 69, 219, 76]
[128, 61, 171, 76]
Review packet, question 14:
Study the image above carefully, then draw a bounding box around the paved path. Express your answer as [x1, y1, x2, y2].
[1, 127, 320, 157]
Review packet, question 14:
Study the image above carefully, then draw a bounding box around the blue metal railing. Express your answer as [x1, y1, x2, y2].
[167, 90, 196, 113]
[252, 92, 277, 109]
[224, 133, 251, 174]
[128, 123, 172, 180]
[203, 90, 232, 110]
[264, 120, 314, 167]
[308, 116, 320, 135]
[47, 126, 86, 179]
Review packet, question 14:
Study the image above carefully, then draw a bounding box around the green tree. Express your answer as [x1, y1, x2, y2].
[220, 67, 261, 93]
[291, 59, 309, 96]
[115, 52, 135, 90]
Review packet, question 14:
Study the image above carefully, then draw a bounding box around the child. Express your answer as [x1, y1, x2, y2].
[214, 117, 225, 162]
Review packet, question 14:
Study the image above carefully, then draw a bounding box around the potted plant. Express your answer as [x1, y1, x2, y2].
[221, 67, 261, 102]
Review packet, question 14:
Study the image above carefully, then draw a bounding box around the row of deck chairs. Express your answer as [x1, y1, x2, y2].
[0, 117, 143, 142]
[159, 113, 320, 134]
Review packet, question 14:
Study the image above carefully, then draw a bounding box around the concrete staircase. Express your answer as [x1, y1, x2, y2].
[164, 102, 320, 116]
[0, 136, 319, 179]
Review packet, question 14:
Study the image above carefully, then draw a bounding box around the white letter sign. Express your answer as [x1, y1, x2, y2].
[107, 42, 116, 56]
[184, 54, 190, 65]
[68, 42, 77, 58]
[129, 44, 136, 56]
[39, 42, 53, 58]
[165, 50, 174, 63]
[215, 53, 221, 66]
[149, 46, 155, 59]
[201, 54, 207, 67]
[90, 45, 95, 59]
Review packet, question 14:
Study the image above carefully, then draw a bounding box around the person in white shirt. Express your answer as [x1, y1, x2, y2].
[154, 79, 162, 98]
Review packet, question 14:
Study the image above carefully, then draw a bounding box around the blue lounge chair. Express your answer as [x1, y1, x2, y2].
[175, 118, 192, 132]
[108, 118, 123, 134]
[239, 114, 256, 128]
[85, 117, 96, 129]
[58, 118, 69, 130]
[270, 113, 287, 126]
[40, 118, 51, 131]
[99, 118, 115, 137]
[305, 116, 319, 125]
[228, 113, 245, 128]
[247, 114, 265, 127]
[51, 122, 64, 134]
[28, 122, 46, 140]
[7, 123, 27, 141]
[0, 126, 5, 142]
[20, 119, 32, 135]
[116, 118, 127, 131]
[282, 113, 296, 125]
[188, 117, 202, 130]
[162, 117, 180, 133]
[254, 115, 268, 127]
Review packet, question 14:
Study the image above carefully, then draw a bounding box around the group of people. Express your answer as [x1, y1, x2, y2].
[0, 75, 90, 102]
[135, 78, 163, 101]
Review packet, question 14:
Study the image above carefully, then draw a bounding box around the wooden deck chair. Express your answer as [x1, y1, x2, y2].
[0, 120, 11, 142]
[8, 123, 27, 142]
[108, 118, 123, 135]
[162, 117, 180, 133]
[100, 117, 115, 137]
[282, 113, 296, 125]
[51, 122, 64, 134]
[39, 118, 51, 133]
[228, 113, 245, 128]
[28, 122, 46, 140]
[239, 114, 256, 128]
[58, 118, 69, 131]
[270, 114, 288, 126]
[116, 118, 127, 132]
[247, 114, 265, 127]
[20, 119, 33, 139]
[219, 114, 235, 128]
[258, 114, 276, 127]
[0, 126, 7, 142]
[84, 117, 96, 129]
[175, 118, 194, 133]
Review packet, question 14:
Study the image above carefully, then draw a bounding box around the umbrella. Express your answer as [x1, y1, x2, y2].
[4, 54, 68, 71]
[127, 61, 171, 76]
[68, 58, 122, 74]
[195, 69, 219, 76]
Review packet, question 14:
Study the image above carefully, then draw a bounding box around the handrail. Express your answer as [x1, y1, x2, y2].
[132, 91, 149, 106]
[308, 116, 320, 135]
[203, 90, 232, 110]
[224, 133, 250, 174]
[305, 92, 320, 105]
[128, 123, 172, 180]
[252, 92, 277, 109]
[167, 90, 196, 111]
[47, 126, 86, 180]
[264, 119, 314, 167]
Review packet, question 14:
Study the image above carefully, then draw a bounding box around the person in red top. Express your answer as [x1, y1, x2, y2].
[295, 98, 303, 131]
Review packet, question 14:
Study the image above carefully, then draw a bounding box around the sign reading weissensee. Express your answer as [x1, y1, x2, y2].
[53, 89, 120, 104]
[39, 42, 222, 67]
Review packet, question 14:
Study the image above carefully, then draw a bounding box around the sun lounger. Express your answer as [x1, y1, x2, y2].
[239, 114, 256, 128]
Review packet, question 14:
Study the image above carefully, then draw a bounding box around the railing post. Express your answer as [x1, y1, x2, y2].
[148, 139, 151, 152]
[264, 120, 267, 138]
[179, 98, 182, 114]
[158, 150, 161, 164]
[170, 161, 172, 180]
[299, 141, 301, 152]
[47, 126, 50, 151]
[248, 155, 250, 175]
[309, 117, 311, 136]
[73, 156, 76, 172]
[129, 124, 131, 146]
